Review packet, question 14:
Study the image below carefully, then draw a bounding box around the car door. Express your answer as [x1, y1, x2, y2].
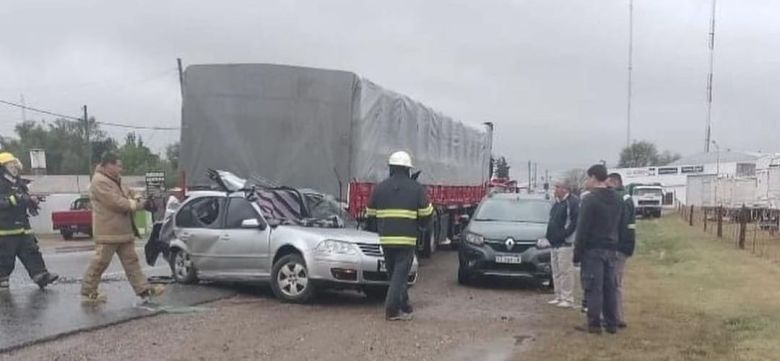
[175, 196, 226, 273]
[218, 196, 272, 277]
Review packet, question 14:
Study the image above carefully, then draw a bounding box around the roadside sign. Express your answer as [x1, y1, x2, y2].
[145, 171, 166, 190]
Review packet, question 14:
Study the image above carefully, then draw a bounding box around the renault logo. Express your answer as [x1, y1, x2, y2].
[505, 238, 515, 250]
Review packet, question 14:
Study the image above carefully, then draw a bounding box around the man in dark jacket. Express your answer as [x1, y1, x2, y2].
[573, 164, 627, 334]
[366, 151, 433, 321]
[0, 152, 59, 291]
[544, 181, 579, 308]
[608, 173, 636, 328]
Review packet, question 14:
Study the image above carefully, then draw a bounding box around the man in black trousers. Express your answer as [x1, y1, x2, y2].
[573, 164, 628, 334]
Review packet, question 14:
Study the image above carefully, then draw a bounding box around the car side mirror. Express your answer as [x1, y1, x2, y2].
[459, 214, 470, 223]
[266, 218, 282, 229]
[241, 218, 265, 230]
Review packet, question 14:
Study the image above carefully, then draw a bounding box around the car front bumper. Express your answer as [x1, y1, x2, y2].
[307, 253, 418, 287]
[458, 241, 551, 280]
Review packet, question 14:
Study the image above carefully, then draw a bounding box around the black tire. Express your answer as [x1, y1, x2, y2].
[170, 248, 198, 284]
[363, 286, 389, 300]
[457, 263, 472, 285]
[420, 222, 437, 259]
[60, 229, 74, 240]
[271, 254, 316, 303]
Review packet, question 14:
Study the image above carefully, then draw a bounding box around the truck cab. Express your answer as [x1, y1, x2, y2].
[629, 184, 664, 218]
[51, 197, 92, 239]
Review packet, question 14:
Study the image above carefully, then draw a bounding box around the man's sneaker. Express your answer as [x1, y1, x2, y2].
[547, 298, 562, 305]
[556, 301, 573, 308]
[33, 272, 60, 289]
[0, 279, 9, 290]
[81, 292, 108, 303]
[140, 284, 166, 298]
[402, 305, 414, 314]
[386, 312, 414, 322]
[574, 325, 602, 334]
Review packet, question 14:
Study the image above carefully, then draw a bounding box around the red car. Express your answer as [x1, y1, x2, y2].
[51, 197, 92, 240]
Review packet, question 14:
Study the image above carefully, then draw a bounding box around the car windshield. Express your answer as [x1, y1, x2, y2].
[636, 188, 663, 196]
[306, 194, 358, 228]
[473, 198, 551, 223]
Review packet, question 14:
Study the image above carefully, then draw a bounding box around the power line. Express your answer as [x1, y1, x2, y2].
[0, 99, 179, 131]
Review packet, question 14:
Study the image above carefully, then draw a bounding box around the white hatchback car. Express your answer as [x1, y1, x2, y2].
[163, 181, 417, 303]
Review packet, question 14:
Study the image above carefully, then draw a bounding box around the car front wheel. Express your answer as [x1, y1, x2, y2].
[171, 248, 198, 284]
[271, 254, 315, 303]
[457, 263, 473, 285]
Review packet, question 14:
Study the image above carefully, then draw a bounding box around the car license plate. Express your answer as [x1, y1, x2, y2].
[495, 255, 522, 264]
[377, 260, 387, 273]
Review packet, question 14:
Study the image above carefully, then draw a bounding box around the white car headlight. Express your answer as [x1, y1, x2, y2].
[315, 239, 359, 256]
[465, 232, 485, 245]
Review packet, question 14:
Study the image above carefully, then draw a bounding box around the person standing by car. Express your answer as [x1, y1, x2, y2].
[365, 151, 433, 321]
[81, 153, 164, 303]
[607, 173, 636, 329]
[544, 181, 579, 308]
[573, 164, 626, 334]
[0, 152, 59, 291]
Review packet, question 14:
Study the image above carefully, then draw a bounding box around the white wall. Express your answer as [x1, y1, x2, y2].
[28, 193, 82, 235]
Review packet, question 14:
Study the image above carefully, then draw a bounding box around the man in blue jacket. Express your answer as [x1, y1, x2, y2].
[544, 181, 579, 308]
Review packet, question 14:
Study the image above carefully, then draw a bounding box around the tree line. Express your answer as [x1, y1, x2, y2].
[0, 119, 179, 186]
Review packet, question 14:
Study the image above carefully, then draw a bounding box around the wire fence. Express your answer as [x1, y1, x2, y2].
[678, 204, 780, 263]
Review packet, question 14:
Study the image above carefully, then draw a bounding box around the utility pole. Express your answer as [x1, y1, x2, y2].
[528, 161, 532, 194]
[177, 58, 185, 98]
[533, 163, 538, 189]
[83, 105, 91, 179]
[704, 0, 718, 152]
[626, 0, 634, 147]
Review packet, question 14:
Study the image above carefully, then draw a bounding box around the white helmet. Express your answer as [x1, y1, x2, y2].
[388, 151, 413, 168]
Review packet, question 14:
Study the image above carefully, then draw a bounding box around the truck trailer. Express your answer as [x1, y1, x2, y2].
[179, 63, 493, 257]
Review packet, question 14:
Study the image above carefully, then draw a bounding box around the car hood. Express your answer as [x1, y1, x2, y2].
[467, 221, 547, 241]
[280, 226, 380, 244]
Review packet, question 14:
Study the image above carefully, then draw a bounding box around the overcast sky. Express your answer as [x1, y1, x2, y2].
[1, 0, 778, 179]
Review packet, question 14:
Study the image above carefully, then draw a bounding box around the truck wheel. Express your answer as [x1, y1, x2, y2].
[363, 286, 389, 300]
[171, 248, 198, 284]
[420, 228, 436, 259]
[60, 229, 74, 240]
[271, 254, 316, 303]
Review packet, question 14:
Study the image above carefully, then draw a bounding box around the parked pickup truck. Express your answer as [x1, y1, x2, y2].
[51, 197, 92, 240]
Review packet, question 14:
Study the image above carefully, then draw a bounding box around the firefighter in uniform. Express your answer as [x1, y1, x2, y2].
[0, 152, 59, 290]
[365, 151, 433, 321]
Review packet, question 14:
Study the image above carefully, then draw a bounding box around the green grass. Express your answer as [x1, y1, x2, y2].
[523, 215, 780, 361]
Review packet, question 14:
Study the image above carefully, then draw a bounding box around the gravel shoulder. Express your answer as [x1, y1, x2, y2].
[0, 251, 559, 361]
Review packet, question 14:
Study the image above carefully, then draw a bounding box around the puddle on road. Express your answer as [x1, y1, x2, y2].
[442, 335, 534, 361]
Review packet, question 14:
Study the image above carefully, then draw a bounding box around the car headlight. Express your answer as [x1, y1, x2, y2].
[464, 232, 485, 245]
[315, 239, 359, 256]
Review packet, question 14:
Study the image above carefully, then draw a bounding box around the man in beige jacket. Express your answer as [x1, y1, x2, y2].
[81, 153, 164, 303]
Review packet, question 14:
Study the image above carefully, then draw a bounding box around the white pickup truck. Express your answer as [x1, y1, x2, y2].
[630, 184, 664, 218]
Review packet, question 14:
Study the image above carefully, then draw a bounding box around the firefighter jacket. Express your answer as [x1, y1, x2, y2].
[365, 173, 433, 247]
[0, 173, 32, 236]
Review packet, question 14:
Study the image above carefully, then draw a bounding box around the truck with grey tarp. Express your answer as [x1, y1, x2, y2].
[180, 63, 493, 257]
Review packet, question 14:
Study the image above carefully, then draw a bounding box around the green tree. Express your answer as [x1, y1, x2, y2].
[117, 133, 162, 175]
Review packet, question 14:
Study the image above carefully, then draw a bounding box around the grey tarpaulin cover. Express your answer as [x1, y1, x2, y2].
[181, 63, 491, 198]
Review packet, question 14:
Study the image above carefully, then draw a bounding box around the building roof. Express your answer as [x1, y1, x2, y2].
[669, 151, 762, 166]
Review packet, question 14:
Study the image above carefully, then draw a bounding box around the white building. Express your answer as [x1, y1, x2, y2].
[612, 151, 767, 206]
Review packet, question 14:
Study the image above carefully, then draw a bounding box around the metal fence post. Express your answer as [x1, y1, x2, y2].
[738, 205, 747, 250]
[689, 205, 695, 226]
[717, 205, 723, 238]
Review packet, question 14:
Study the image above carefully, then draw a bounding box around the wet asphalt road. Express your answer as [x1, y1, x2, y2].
[1, 250, 560, 361]
[0, 247, 235, 352]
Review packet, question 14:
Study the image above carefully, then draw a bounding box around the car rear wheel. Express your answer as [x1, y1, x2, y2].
[363, 286, 389, 300]
[420, 227, 437, 259]
[171, 248, 198, 284]
[271, 254, 315, 303]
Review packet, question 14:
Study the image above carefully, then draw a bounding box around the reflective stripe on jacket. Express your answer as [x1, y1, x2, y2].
[365, 173, 433, 247]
